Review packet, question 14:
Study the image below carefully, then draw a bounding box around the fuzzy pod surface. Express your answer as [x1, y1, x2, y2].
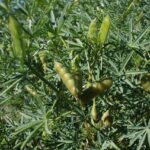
[98, 15, 111, 46]
[54, 61, 79, 97]
[79, 79, 113, 106]
[8, 16, 25, 62]
[87, 18, 98, 43]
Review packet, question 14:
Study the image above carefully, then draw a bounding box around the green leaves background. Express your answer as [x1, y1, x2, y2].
[0, 0, 149, 149]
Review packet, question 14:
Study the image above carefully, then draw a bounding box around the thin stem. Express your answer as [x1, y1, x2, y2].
[25, 60, 59, 93]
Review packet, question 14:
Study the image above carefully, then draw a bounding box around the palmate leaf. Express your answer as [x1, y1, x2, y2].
[12, 120, 43, 136]
[120, 121, 150, 150]
[20, 122, 44, 150]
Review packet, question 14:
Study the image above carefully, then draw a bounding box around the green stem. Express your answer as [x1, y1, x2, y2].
[25, 60, 59, 93]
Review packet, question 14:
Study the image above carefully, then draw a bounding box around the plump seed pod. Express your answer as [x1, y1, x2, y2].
[91, 99, 98, 122]
[101, 110, 109, 122]
[54, 61, 78, 97]
[98, 15, 111, 46]
[101, 110, 113, 127]
[71, 55, 82, 94]
[78, 79, 113, 106]
[8, 16, 24, 62]
[87, 18, 98, 43]
[103, 116, 113, 127]
[100, 79, 113, 90]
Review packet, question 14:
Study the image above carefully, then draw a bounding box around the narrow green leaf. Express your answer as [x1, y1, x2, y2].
[137, 132, 146, 150]
[134, 26, 150, 44]
[120, 50, 134, 73]
[147, 128, 150, 147]
[13, 120, 42, 136]
[0, 77, 23, 97]
[21, 122, 44, 150]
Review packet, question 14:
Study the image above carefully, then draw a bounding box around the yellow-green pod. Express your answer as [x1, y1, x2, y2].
[54, 61, 78, 97]
[103, 116, 113, 127]
[87, 18, 98, 43]
[98, 15, 111, 46]
[78, 79, 112, 106]
[8, 16, 24, 62]
[101, 110, 109, 122]
[101, 110, 113, 127]
[91, 99, 98, 122]
[100, 79, 113, 90]
[71, 55, 82, 94]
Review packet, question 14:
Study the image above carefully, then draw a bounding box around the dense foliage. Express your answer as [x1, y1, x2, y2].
[0, 0, 150, 149]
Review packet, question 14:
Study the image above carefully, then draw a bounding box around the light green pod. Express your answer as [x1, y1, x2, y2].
[100, 79, 113, 90]
[54, 61, 78, 97]
[78, 79, 113, 106]
[8, 16, 24, 62]
[98, 15, 111, 46]
[71, 55, 82, 94]
[91, 99, 98, 122]
[87, 18, 98, 43]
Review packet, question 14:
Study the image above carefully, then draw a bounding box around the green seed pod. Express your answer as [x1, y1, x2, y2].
[101, 110, 113, 127]
[98, 15, 111, 46]
[78, 79, 113, 106]
[71, 55, 82, 94]
[101, 79, 113, 90]
[54, 61, 78, 97]
[91, 99, 98, 122]
[8, 16, 24, 62]
[87, 18, 98, 43]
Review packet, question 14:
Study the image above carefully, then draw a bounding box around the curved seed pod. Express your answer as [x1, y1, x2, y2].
[71, 55, 82, 94]
[54, 61, 78, 97]
[98, 15, 111, 46]
[78, 79, 113, 106]
[8, 16, 24, 62]
[100, 79, 113, 90]
[87, 18, 98, 43]
[101, 110, 109, 122]
[103, 116, 113, 127]
[91, 99, 98, 122]
[101, 110, 113, 127]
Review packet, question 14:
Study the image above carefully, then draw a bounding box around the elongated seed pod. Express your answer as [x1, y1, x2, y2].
[54, 61, 78, 97]
[98, 15, 110, 46]
[87, 18, 98, 43]
[8, 16, 24, 61]
[79, 79, 113, 106]
[71, 55, 82, 94]
[91, 99, 98, 122]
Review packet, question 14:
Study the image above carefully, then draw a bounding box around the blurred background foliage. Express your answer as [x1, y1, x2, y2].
[0, 0, 150, 149]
